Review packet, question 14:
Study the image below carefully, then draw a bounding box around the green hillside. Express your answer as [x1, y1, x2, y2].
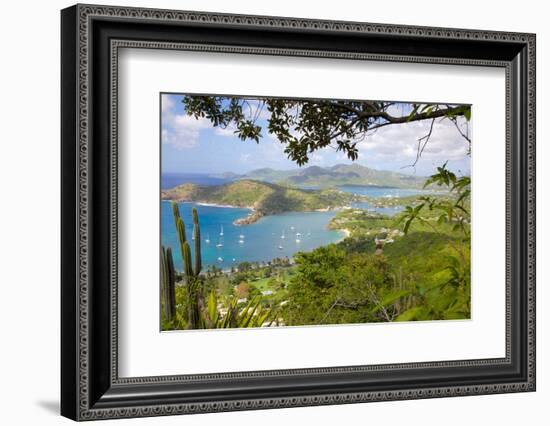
[161, 179, 355, 216]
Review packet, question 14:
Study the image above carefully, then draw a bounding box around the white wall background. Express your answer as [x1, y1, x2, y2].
[0, 0, 546, 424]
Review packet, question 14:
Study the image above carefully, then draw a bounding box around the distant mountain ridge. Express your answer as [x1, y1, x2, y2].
[233, 164, 427, 188]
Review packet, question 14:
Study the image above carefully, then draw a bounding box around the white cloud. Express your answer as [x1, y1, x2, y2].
[161, 94, 175, 113]
[240, 153, 251, 163]
[255, 103, 272, 121]
[161, 96, 211, 149]
[357, 117, 470, 166]
[240, 99, 272, 121]
[214, 125, 238, 137]
[385, 103, 410, 117]
[259, 111, 470, 172]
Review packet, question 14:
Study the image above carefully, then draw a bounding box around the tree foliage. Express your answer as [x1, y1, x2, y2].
[284, 245, 400, 325]
[281, 165, 472, 325]
[399, 162, 471, 238]
[393, 164, 471, 320]
[181, 96, 471, 166]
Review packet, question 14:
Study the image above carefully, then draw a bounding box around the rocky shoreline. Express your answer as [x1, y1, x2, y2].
[233, 205, 349, 226]
[233, 210, 264, 225]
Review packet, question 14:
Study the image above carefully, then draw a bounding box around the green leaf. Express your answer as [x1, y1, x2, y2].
[403, 218, 413, 235]
[371, 289, 411, 313]
[207, 290, 218, 325]
[395, 307, 424, 322]
[443, 311, 468, 320]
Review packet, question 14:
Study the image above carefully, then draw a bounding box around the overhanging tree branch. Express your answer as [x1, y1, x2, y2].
[180, 96, 471, 166]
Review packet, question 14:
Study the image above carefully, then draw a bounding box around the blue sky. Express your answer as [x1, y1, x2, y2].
[161, 94, 471, 177]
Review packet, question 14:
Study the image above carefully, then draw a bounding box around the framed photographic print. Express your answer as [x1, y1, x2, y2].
[61, 4, 536, 421]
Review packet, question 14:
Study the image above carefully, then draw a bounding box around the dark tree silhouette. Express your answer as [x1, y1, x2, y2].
[181, 96, 471, 166]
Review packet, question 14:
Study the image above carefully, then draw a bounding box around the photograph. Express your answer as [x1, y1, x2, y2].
[160, 94, 472, 330]
[57, 3, 536, 421]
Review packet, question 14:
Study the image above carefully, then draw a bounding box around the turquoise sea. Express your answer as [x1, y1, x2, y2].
[160, 176, 437, 271]
[338, 185, 435, 216]
[337, 185, 431, 198]
[161, 173, 231, 189]
[161, 201, 344, 271]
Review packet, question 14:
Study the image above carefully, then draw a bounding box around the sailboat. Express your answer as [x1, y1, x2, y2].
[219, 225, 224, 237]
[217, 257, 223, 262]
[216, 237, 223, 248]
[205, 233, 210, 244]
[278, 245, 284, 250]
[295, 238, 301, 243]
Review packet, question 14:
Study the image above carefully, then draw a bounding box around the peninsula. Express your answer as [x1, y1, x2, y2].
[161, 180, 359, 224]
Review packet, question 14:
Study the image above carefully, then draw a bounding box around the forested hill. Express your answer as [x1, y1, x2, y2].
[161, 180, 355, 216]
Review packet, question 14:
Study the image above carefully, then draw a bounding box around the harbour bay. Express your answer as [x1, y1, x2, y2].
[161, 200, 344, 271]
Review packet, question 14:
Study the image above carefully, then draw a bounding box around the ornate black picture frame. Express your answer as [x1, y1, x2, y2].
[61, 4, 536, 421]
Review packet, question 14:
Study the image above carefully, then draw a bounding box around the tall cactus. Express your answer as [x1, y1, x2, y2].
[171, 202, 203, 329]
[160, 246, 176, 321]
[175, 217, 188, 273]
[166, 247, 176, 316]
[172, 202, 202, 278]
[167, 202, 277, 330]
[160, 246, 168, 319]
[172, 201, 181, 227]
[182, 242, 193, 277]
[192, 208, 202, 275]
